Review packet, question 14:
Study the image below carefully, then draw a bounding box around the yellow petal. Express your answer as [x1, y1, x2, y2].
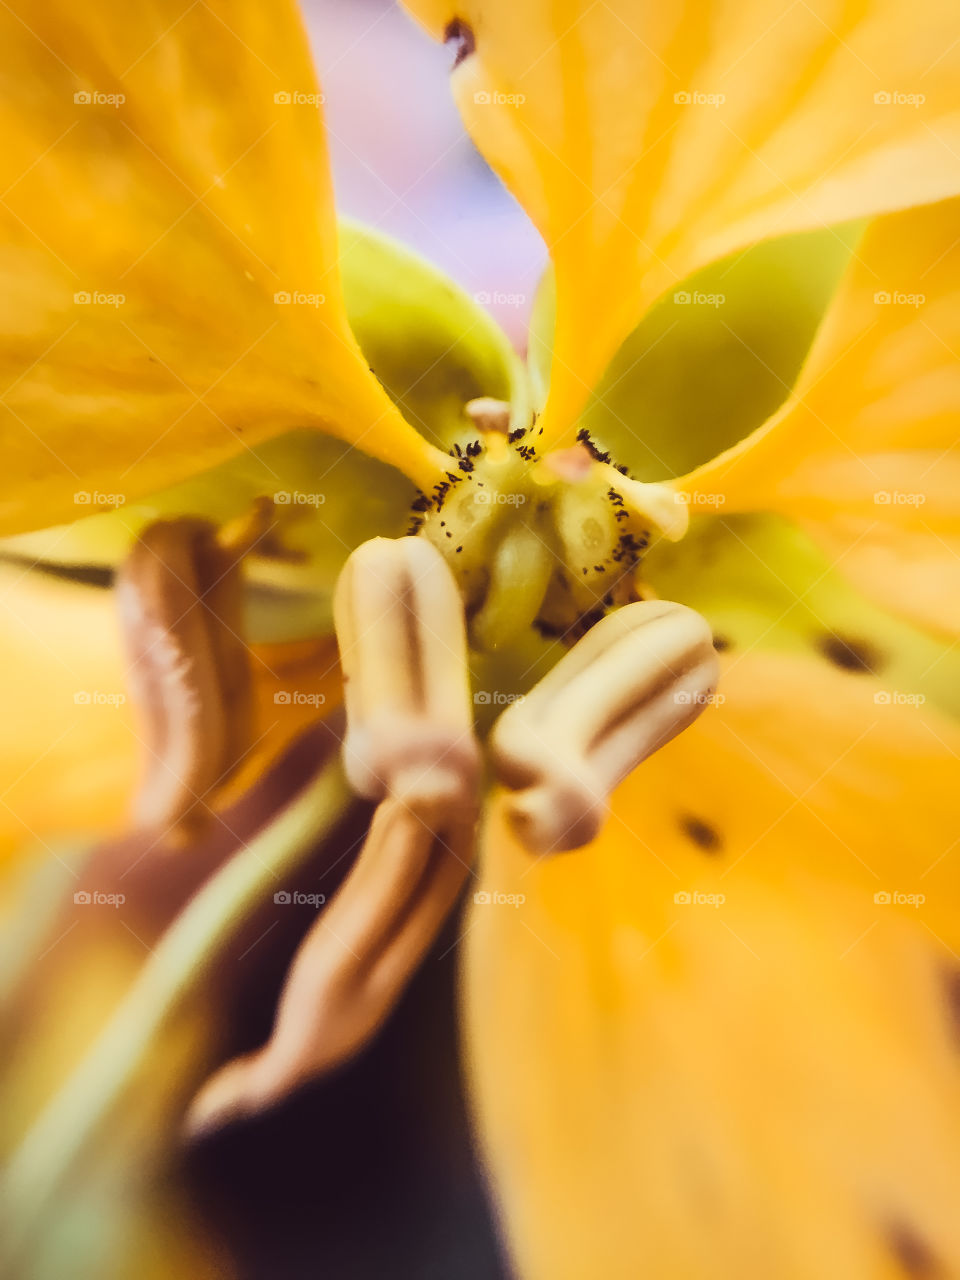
[680, 198, 960, 635]
[0, 0, 445, 536]
[404, 1, 960, 448]
[467, 652, 960, 1279]
[0, 564, 340, 863]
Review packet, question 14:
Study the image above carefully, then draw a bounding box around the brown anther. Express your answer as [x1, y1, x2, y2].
[116, 518, 253, 840]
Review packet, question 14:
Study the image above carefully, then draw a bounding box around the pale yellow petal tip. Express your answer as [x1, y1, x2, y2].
[607, 473, 690, 542]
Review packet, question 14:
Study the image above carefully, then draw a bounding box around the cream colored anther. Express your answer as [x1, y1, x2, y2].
[188, 537, 484, 1131]
[490, 600, 719, 854]
[465, 396, 511, 433]
[334, 536, 480, 808]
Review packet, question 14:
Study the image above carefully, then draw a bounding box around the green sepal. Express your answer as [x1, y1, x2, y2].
[529, 223, 863, 481]
[647, 513, 960, 721]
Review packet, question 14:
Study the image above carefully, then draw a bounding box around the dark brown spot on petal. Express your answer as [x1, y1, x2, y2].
[680, 815, 722, 854]
[444, 18, 475, 67]
[818, 633, 878, 673]
[887, 1219, 941, 1277]
[711, 634, 731, 652]
[0, 555, 115, 588]
[941, 965, 960, 1051]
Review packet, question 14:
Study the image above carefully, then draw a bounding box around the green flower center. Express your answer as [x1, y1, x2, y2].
[408, 424, 687, 652]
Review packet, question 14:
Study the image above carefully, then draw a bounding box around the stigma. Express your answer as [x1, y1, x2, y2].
[407, 421, 689, 651]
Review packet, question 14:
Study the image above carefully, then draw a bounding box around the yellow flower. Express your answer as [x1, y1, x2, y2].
[4, 2, 960, 1278]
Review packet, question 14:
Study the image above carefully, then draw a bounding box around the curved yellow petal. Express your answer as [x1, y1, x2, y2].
[680, 198, 960, 635]
[404, 0, 960, 448]
[467, 652, 960, 1279]
[0, 218, 529, 646]
[0, 0, 445, 536]
[0, 565, 340, 863]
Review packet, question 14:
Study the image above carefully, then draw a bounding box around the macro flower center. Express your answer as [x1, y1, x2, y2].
[408, 410, 689, 652]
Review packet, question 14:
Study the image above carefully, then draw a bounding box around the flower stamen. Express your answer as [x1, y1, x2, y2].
[187, 536, 482, 1130]
[116, 517, 254, 840]
[186, 797, 475, 1133]
[334, 535, 481, 807]
[490, 599, 719, 853]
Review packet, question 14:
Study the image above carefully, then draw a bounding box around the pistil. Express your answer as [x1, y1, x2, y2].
[414, 432, 689, 649]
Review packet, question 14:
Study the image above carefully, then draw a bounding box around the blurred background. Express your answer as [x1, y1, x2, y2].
[305, 0, 544, 351]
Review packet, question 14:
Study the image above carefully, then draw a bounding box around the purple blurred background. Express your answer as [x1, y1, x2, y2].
[303, 0, 545, 349]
